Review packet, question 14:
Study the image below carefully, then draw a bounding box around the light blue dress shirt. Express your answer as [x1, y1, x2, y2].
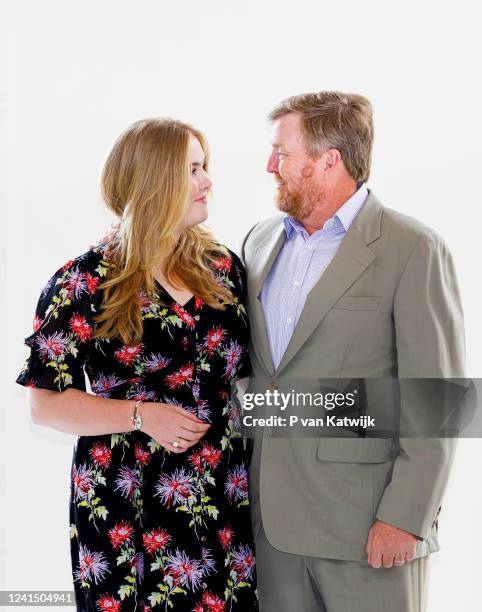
[260, 182, 369, 369]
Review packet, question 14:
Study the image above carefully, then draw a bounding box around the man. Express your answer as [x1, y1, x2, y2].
[241, 92, 465, 611]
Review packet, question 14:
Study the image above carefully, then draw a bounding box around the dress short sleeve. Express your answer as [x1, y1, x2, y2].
[16, 259, 96, 392]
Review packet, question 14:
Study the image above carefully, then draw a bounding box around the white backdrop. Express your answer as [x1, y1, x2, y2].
[3, 1, 482, 610]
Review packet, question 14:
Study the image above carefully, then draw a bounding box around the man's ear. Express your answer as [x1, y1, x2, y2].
[323, 148, 342, 171]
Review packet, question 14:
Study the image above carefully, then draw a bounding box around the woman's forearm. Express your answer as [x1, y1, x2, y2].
[28, 387, 135, 436]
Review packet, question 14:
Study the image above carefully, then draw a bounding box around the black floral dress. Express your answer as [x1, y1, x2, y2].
[16, 245, 257, 612]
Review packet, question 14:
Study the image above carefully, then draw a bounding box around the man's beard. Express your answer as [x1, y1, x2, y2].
[275, 167, 320, 221]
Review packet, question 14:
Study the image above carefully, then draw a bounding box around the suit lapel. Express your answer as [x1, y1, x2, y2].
[275, 191, 383, 375]
[247, 224, 286, 376]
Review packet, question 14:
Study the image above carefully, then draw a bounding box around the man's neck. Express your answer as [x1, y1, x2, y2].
[301, 180, 359, 235]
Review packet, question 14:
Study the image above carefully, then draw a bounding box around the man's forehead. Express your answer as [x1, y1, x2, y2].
[269, 113, 303, 147]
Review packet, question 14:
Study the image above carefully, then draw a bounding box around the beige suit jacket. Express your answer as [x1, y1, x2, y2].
[242, 190, 465, 561]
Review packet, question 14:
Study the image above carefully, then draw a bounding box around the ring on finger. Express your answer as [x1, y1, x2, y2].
[171, 439, 181, 448]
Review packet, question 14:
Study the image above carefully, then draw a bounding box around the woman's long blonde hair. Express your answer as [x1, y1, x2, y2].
[93, 118, 232, 346]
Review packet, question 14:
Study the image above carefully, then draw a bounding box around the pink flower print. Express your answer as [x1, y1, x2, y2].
[144, 353, 171, 373]
[200, 547, 216, 576]
[35, 331, 71, 361]
[230, 544, 255, 581]
[154, 468, 194, 509]
[114, 466, 141, 500]
[73, 463, 95, 501]
[164, 549, 204, 591]
[223, 340, 243, 379]
[91, 373, 125, 398]
[63, 267, 88, 299]
[224, 464, 248, 503]
[74, 543, 110, 585]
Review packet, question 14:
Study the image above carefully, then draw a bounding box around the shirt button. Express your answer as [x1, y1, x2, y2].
[307, 245, 313, 250]
[286, 317, 292, 323]
[294, 280, 300, 286]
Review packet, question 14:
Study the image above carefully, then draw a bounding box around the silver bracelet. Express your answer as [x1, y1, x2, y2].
[131, 400, 143, 431]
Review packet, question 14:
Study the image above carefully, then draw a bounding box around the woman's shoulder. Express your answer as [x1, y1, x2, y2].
[209, 244, 245, 273]
[48, 244, 114, 282]
[40, 244, 112, 304]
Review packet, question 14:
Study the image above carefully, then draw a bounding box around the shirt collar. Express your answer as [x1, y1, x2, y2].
[283, 182, 369, 239]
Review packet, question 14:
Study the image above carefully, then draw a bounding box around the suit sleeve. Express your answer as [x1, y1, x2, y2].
[375, 232, 466, 538]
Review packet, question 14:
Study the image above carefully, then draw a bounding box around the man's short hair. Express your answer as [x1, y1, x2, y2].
[269, 91, 374, 182]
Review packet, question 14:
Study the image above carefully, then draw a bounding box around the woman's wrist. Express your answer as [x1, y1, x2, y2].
[130, 399, 142, 430]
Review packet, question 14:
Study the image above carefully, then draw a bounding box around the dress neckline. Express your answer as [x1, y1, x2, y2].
[153, 279, 195, 309]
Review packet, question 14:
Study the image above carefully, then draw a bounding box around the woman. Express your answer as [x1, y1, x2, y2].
[16, 118, 257, 611]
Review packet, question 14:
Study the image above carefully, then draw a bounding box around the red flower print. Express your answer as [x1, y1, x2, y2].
[165, 363, 194, 389]
[143, 528, 171, 554]
[89, 443, 112, 469]
[171, 303, 196, 329]
[85, 273, 100, 296]
[218, 526, 234, 551]
[26, 379, 37, 388]
[135, 443, 151, 466]
[108, 521, 134, 550]
[194, 296, 204, 311]
[225, 464, 248, 503]
[189, 450, 203, 473]
[202, 591, 226, 612]
[212, 256, 232, 273]
[204, 327, 226, 355]
[200, 443, 222, 470]
[69, 314, 92, 342]
[114, 343, 143, 366]
[33, 314, 42, 332]
[61, 259, 75, 271]
[96, 594, 121, 612]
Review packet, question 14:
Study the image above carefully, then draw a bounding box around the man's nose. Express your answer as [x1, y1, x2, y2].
[267, 151, 278, 174]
